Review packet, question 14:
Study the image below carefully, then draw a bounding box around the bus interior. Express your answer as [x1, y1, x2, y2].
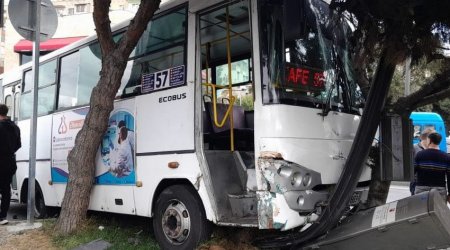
[199, 1, 258, 225]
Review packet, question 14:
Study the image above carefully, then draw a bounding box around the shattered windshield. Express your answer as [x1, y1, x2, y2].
[258, 0, 363, 113]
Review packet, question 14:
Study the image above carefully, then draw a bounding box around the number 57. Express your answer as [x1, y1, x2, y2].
[156, 71, 168, 88]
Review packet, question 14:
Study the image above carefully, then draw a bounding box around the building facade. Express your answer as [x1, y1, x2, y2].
[1, 0, 137, 73]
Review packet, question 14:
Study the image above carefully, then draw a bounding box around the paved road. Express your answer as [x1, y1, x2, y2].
[6, 201, 27, 222]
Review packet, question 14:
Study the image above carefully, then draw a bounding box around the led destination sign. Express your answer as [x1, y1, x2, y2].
[285, 63, 325, 92]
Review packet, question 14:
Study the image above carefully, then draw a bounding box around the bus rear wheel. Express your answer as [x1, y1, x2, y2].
[153, 184, 211, 250]
[34, 185, 47, 219]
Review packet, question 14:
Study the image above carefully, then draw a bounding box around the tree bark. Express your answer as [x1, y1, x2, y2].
[55, 0, 161, 234]
[365, 177, 391, 207]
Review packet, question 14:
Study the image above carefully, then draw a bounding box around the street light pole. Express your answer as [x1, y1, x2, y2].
[27, 0, 41, 224]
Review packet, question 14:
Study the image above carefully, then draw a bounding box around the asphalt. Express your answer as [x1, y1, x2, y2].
[6, 201, 28, 222]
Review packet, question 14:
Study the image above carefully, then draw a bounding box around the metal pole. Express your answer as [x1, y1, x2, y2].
[27, 0, 41, 225]
[404, 56, 411, 97]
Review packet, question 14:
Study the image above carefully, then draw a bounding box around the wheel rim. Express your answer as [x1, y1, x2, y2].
[161, 199, 191, 245]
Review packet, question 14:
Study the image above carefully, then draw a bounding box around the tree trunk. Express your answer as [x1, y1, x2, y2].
[55, 0, 161, 234]
[365, 176, 391, 207]
[55, 54, 127, 233]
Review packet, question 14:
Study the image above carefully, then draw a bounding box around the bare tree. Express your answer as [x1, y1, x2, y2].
[55, 0, 161, 234]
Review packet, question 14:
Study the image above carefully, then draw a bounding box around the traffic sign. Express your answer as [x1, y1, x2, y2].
[8, 0, 57, 41]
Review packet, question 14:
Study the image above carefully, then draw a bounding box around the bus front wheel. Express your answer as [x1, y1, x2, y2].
[153, 184, 211, 250]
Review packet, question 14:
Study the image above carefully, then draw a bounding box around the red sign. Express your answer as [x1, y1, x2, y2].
[285, 63, 325, 92]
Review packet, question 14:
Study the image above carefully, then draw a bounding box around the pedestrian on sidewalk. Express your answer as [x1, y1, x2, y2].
[410, 128, 435, 195]
[0, 104, 21, 225]
[414, 132, 450, 202]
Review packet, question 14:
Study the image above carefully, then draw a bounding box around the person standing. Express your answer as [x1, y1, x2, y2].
[414, 132, 450, 202]
[410, 128, 435, 195]
[118, 120, 135, 152]
[414, 128, 435, 155]
[0, 104, 21, 225]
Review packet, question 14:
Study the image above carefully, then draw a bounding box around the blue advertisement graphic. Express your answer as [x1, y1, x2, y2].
[51, 107, 136, 185]
[97, 110, 136, 185]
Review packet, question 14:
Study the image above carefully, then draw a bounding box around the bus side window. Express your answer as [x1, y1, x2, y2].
[14, 92, 20, 121]
[4, 94, 12, 117]
[20, 60, 57, 120]
[58, 43, 101, 109]
[118, 6, 187, 97]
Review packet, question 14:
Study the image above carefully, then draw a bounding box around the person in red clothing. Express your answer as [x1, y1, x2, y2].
[0, 104, 21, 225]
[414, 132, 450, 202]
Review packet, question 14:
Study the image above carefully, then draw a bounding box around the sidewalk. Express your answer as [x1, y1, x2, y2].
[0, 220, 42, 242]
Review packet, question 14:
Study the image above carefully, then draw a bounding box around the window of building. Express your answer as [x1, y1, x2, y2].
[76, 4, 88, 13]
[19, 52, 49, 66]
[20, 60, 57, 119]
[68, 8, 74, 15]
[20, 54, 32, 65]
[55, 6, 65, 15]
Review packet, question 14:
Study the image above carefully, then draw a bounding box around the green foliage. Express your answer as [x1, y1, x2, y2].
[389, 59, 448, 102]
[240, 95, 254, 111]
[46, 216, 159, 250]
[388, 58, 450, 129]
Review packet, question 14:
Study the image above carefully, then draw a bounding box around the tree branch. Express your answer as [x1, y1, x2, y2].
[93, 0, 115, 55]
[392, 69, 450, 113]
[412, 88, 450, 109]
[118, 0, 161, 59]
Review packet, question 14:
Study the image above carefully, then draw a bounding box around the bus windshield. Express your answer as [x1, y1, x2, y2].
[258, 0, 363, 113]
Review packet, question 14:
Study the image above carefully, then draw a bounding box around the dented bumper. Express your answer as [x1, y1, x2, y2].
[256, 157, 328, 230]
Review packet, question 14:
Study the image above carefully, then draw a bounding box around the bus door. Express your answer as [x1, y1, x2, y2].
[197, 1, 258, 225]
[3, 81, 21, 121]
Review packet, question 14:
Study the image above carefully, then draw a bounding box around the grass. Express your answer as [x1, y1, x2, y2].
[37, 212, 262, 250]
[43, 213, 160, 250]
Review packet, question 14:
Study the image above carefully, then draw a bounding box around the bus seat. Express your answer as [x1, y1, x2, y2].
[203, 110, 213, 146]
[204, 102, 254, 150]
[245, 110, 254, 130]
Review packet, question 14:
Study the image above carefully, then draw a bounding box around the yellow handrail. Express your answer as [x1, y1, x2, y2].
[203, 83, 236, 128]
[225, 7, 234, 151]
[201, 6, 236, 151]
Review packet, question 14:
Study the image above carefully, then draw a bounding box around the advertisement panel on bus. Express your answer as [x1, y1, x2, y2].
[51, 100, 136, 185]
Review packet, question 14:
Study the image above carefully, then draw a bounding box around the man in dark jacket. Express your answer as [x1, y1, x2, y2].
[414, 132, 450, 202]
[0, 104, 21, 225]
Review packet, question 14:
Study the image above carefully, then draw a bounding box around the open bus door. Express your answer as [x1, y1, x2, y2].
[2, 81, 21, 122]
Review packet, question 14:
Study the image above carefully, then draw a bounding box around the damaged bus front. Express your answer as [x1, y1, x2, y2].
[253, 0, 370, 230]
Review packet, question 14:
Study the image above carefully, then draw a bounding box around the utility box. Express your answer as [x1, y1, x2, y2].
[379, 114, 414, 181]
[305, 190, 450, 250]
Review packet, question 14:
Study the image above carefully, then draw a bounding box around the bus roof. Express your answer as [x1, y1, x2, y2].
[410, 112, 444, 122]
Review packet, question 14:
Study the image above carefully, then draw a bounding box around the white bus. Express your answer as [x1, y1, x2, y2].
[2, 0, 371, 248]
